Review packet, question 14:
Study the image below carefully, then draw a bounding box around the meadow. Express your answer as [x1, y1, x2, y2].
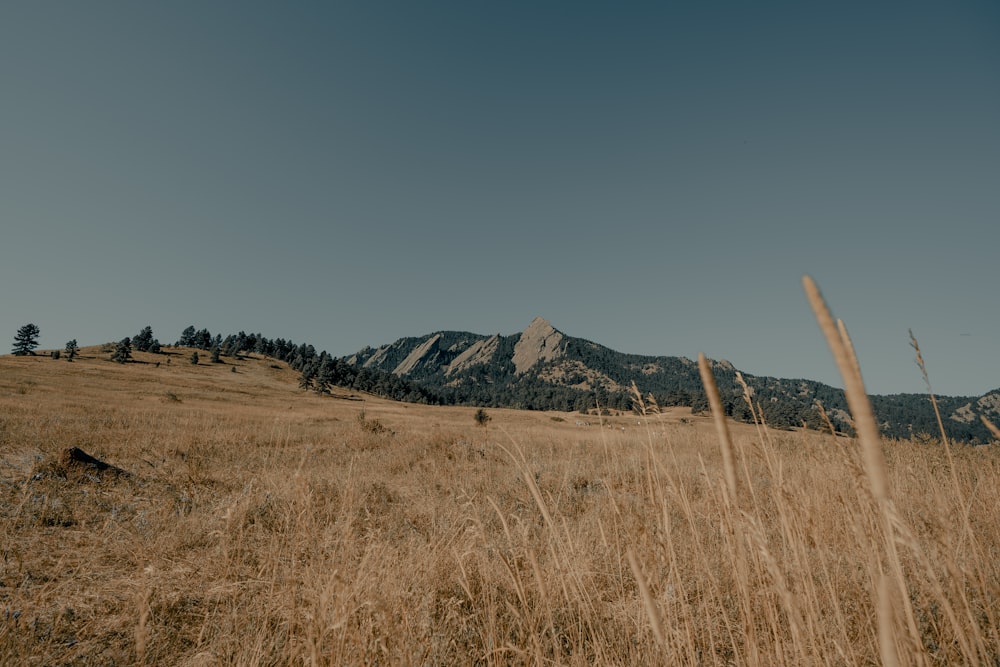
[2, 311, 998, 664]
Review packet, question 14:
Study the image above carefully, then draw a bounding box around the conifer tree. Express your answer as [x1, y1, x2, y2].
[64, 339, 79, 361]
[111, 338, 132, 364]
[316, 355, 340, 395]
[12, 323, 40, 356]
[132, 326, 155, 352]
[177, 326, 196, 347]
[195, 329, 212, 350]
[299, 361, 317, 391]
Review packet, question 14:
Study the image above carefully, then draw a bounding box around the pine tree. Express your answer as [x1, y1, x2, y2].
[190, 351, 200, 365]
[315, 354, 338, 395]
[12, 323, 40, 356]
[195, 329, 212, 350]
[210, 346, 221, 363]
[223, 335, 240, 358]
[132, 326, 155, 352]
[111, 338, 132, 364]
[299, 362, 317, 390]
[64, 339, 79, 362]
[177, 326, 196, 347]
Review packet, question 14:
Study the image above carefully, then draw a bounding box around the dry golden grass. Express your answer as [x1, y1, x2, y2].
[1, 333, 998, 665]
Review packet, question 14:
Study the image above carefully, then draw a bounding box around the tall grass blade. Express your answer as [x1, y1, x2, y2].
[981, 414, 1000, 441]
[698, 352, 738, 499]
[909, 329, 949, 445]
[802, 275, 888, 502]
[627, 548, 666, 647]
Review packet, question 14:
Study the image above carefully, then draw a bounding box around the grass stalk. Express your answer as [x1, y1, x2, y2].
[803, 275, 928, 663]
[909, 329, 948, 445]
[697, 352, 738, 500]
[802, 276, 887, 502]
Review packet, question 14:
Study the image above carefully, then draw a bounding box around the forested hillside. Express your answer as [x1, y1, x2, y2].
[342, 318, 999, 443]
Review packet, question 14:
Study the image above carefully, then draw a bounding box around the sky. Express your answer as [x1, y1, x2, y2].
[2, 1, 998, 397]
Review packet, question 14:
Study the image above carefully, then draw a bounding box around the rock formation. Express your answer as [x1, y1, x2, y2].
[446, 334, 500, 376]
[512, 317, 565, 374]
[394, 333, 443, 375]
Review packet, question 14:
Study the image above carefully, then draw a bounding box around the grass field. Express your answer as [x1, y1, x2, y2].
[1, 340, 998, 665]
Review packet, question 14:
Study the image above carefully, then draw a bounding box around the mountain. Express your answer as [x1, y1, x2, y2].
[345, 317, 1000, 443]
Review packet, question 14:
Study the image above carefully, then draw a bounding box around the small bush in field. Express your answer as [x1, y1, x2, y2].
[357, 410, 391, 434]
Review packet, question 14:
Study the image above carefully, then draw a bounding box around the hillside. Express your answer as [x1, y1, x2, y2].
[346, 317, 1000, 443]
[2, 341, 999, 664]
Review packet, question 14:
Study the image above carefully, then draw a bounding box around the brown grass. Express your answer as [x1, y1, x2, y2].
[0, 326, 998, 665]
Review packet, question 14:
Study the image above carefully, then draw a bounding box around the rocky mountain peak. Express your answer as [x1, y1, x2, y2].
[512, 317, 565, 374]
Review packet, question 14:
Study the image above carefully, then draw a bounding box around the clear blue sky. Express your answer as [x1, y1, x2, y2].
[2, 2, 998, 397]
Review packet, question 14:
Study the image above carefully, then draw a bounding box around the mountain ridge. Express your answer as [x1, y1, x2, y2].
[344, 316, 999, 443]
